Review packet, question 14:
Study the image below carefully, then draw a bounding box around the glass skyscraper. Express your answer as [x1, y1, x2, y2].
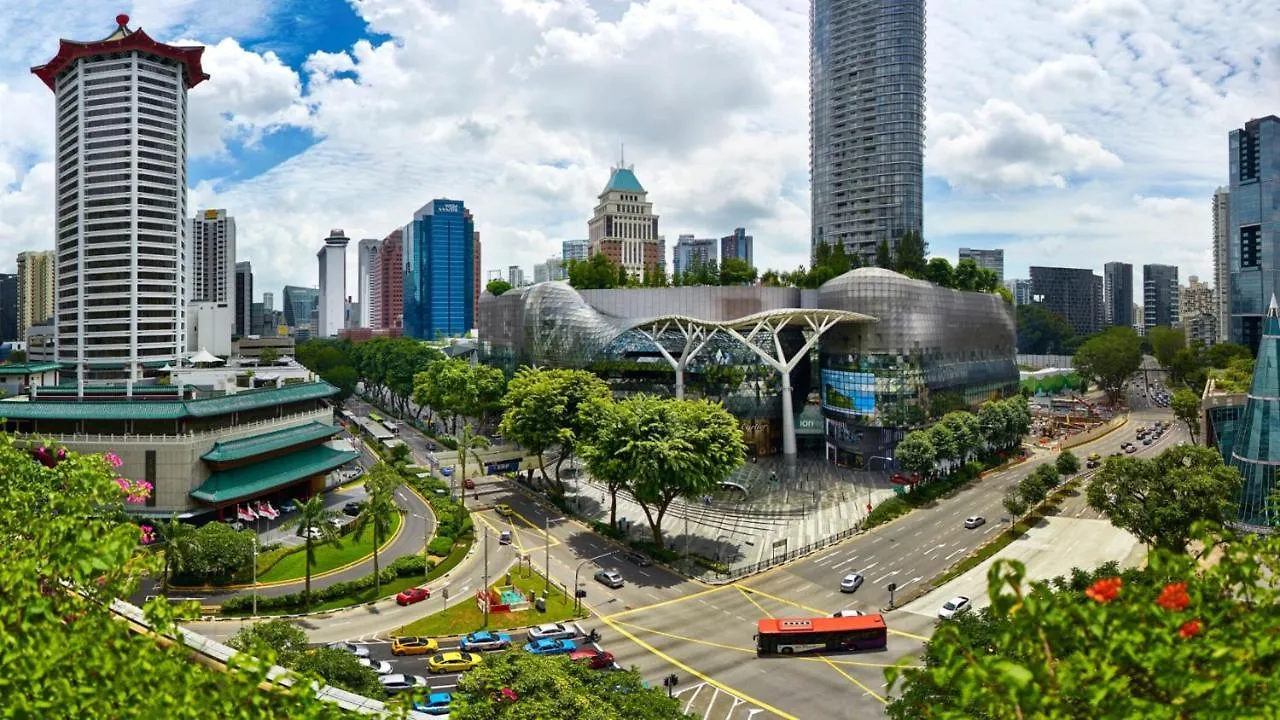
[1228, 115, 1280, 354]
[403, 199, 476, 339]
[810, 0, 925, 265]
[1230, 300, 1280, 530]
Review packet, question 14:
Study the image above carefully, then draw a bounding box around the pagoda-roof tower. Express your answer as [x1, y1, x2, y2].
[30, 14, 209, 91]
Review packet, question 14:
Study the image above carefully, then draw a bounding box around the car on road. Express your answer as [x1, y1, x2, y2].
[527, 623, 579, 641]
[496, 504, 514, 517]
[379, 673, 428, 694]
[570, 648, 615, 669]
[938, 596, 971, 620]
[413, 693, 453, 716]
[832, 609, 866, 618]
[343, 501, 365, 517]
[299, 526, 323, 540]
[391, 636, 439, 656]
[1143, 437, 1153, 445]
[459, 631, 512, 652]
[839, 573, 864, 592]
[963, 516, 986, 529]
[325, 641, 369, 658]
[464, 478, 475, 489]
[1125, 445, 1138, 454]
[524, 638, 577, 656]
[499, 530, 512, 545]
[396, 587, 431, 606]
[594, 569, 625, 588]
[358, 658, 393, 675]
[426, 651, 483, 674]
[622, 550, 652, 566]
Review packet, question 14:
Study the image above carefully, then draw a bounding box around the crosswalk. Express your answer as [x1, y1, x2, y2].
[674, 681, 769, 720]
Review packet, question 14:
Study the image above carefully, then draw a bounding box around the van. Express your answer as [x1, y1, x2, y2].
[499, 530, 512, 545]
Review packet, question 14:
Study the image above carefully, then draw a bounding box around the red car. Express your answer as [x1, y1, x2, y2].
[464, 478, 475, 489]
[396, 587, 431, 606]
[569, 648, 615, 670]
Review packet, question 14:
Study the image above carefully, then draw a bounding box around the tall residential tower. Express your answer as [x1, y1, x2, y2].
[16, 250, 56, 343]
[1227, 116, 1280, 353]
[810, 0, 925, 264]
[357, 238, 379, 328]
[317, 229, 349, 338]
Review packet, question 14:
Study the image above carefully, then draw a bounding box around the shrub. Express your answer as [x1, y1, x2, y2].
[865, 497, 911, 528]
[388, 554, 434, 577]
[427, 536, 455, 556]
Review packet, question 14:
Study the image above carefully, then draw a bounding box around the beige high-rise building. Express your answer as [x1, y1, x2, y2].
[1181, 275, 1217, 345]
[16, 250, 55, 342]
[588, 159, 663, 280]
[1212, 187, 1230, 338]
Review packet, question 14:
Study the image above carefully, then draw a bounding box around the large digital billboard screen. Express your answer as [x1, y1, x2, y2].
[821, 369, 876, 415]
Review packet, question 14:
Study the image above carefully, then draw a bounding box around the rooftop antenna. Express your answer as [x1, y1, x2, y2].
[619, 142, 626, 170]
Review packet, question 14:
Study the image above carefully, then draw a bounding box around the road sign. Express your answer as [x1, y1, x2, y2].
[442, 587, 449, 600]
[887, 582, 897, 592]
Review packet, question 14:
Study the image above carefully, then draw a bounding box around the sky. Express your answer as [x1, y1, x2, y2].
[0, 0, 1277, 304]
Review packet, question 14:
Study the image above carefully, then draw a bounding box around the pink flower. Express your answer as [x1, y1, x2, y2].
[104, 452, 123, 469]
[115, 478, 153, 503]
[140, 525, 156, 545]
[115, 477, 130, 492]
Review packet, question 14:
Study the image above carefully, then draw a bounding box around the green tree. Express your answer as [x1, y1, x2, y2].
[227, 619, 309, 667]
[415, 358, 507, 434]
[894, 431, 936, 480]
[320, 364, 358, 401]
[381, 339, 444, 419]
[1055, 449, 1081, 476]
[977, 401, 1008, 450]
[159, 516, 197, 591]
[939, 412, 981, 463]
[499, 367, 612, 491]
[922, 257, 955, 287]
[448, 421, 491, 502]
[874, 239, 893, 269]
[954, 258, 983, 291]
[699, 364, 745, 402]
[5, 349, 27, 363]
[1002, 486, 1029, 522]
[1171, 388, 1202, 443]
[1073, 326, 1143, 406]
[893, 230, 928, 276]
[566, 253, 625, 289]
[1016, 303, 1076, 354]
[450, 649, 692, 719]
[486, 278, 514, 296]
[926, 423, 958, 475]
[759, 269, 785, 287]
[1204, 342, 1252, 368]
[352, 464, 401, 598]
[183, 521, 254, 582]
[291, 647, 385, 698]
[1086, 444, 1243, 552]
[719, 256, 758, 285]
[1017, 467, 1051, 509]
[282, 496, 343, 607]
[258, 346, 279, 366]
[1147, 325, 1185, 369]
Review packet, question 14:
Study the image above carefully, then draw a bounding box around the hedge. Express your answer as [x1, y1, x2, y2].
[863, 456, 1013, 530]
[427, 536, 454, 556]
[220, 554, 437, 614]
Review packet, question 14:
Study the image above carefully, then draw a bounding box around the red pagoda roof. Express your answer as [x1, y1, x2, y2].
[30, 14, 209, 92]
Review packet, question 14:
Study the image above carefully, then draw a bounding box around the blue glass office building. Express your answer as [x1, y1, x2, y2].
[1228, 115, 1280, 354]
[403, 199, 475, 339]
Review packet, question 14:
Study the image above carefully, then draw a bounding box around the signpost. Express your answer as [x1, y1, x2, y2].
[887, 582, 898, 609]
[663, 674, 679, 698]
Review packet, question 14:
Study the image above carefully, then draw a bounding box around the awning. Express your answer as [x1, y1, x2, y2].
[200, 420, 341, 463]
[188, 348, 223, 365]
[191, 445, 359, 504]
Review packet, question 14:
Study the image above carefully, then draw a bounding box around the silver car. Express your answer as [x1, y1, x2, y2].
[527, 623, 578, 642]
[358, 658, 393, 675]
[840, 573, 864, 593]
[964, 516, 986, 529]
[594, 569, 625, 589]
[379, 673, 428, 695]
[326, 641, 370, 658]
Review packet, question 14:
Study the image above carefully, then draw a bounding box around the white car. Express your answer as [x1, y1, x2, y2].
[526, 623, 579, 642]
[832, 609, 866, 618]
[964, 516, 986, 529]
[379, 673, 428, 695]
[839, 573, 864, 593]
[358, 658, 393, 675]
[938, 596, 971, 620]
[326, 641, 370, 658]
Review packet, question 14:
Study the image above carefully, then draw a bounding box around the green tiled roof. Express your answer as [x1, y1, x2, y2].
[0, 362, 61, 376]
[201, 421, 342, 463]
[191, 445, 360, 504]
[0, 381, 336, 421]
[602, 167, 645, 194]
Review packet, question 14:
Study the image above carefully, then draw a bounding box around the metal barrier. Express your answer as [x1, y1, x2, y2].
[715, 525, 862, 580]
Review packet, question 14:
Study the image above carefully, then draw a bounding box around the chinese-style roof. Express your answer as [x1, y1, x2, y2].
[0, 381, 336, 420]
[0, 362, 61, 376]
[30, 14, 209, 92]
[601, 166, 645, 195]
[201, 421, 342, 463]
[191, 445, 360, 504]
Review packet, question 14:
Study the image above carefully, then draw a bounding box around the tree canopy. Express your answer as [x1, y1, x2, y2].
[1016, 303, 1077, 355]
[485, 279, 514, 296]
[499, 367, 611, 492]
[1073, 326, 1143, 405]
[1171, 388, 1202, 443]
[413, 357, 506, 433]
[566, 253, 628, 289]
[1147, 325, 1185, 369]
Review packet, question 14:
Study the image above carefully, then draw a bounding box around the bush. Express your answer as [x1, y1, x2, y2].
[589, 521, 624, 541]
[865, 497, 911, 528]
[388, 554, 434, 578]
[427, 536, 455, 556]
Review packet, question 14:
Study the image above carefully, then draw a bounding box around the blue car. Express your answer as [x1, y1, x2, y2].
[523, 638, 576, 655]
[413, 692, 452, 716]
[460, 630, 512, 652]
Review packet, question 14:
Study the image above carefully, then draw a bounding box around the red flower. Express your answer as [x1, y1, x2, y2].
[1178, 619, 1202, 638]
[1156, 582, 1190, 612]
[1086, 577, 1123, 604]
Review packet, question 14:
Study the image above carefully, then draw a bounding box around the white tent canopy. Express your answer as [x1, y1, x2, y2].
[188, 348, 224, 365]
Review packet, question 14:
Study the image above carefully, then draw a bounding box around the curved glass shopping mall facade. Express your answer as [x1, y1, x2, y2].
[477, 268, 1017, 464]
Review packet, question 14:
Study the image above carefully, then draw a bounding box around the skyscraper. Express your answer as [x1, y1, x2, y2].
[1212, 187, 1231, 339]
[720, 228, 754, 267]
[16, 250, 55, 343]
[1029, 266, 1104, 337]
[587, 161, 662, 279]
[810, 0, 925, 265]
[673, 235, 718, 278]
[282, 285, 318, 332]
[562, 239, 588, 263]
[1144, 264, 1180, 330]
[317, 229, 349, 338]
[1004, 278, 1032, 307]
[32, 14, 208, 384]
[190, 209, 235, 304]
[0, 274, 16, 342]
[471, 218, 482, 317]
[1182, 275, 1217, 346]
[1103, 262, 1133, 328]
[508, 266, 527, 288]
[374, 229, 403, 329]
[1227, 116, 1280, 353]
[357, 238, 379, 328]
[958, 248, 1005, 282]
[403, 199, 476, 339]
[234, 262, 253, 338]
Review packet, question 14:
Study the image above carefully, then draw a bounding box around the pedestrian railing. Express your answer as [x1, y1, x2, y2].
[712, 524, 862, 581]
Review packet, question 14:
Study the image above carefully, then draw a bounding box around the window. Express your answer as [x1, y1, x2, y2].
[1240, 225, 1261, 269]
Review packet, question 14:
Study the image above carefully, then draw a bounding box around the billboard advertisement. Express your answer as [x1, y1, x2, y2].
[821, 369, 876, 416]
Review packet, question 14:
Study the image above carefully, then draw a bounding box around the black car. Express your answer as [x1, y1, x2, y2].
[343, 501, 365, 517]
[622, 551, 652, 567]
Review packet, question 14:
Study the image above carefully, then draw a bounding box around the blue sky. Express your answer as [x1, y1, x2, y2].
[0, 0, 1277, 303]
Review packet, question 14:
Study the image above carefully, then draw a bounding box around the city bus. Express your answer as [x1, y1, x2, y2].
[755, 615, 888, 656]
[368, 412, 384, 423]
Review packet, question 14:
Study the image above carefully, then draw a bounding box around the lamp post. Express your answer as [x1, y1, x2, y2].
[573, 551, 615, 614]
[482, 528, 490, 628]
[414, 513, 431, 583]
[714, 534, 730, 565]
[545, 517, 564, 594]
[252, 513, 260, 616]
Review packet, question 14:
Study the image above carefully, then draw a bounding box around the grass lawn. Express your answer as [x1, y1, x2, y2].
[256, 510, 404, 584]
[305, 535, 475, 613]
[396, 564, 585, 637]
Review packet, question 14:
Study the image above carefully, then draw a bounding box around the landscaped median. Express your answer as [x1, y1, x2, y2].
[395, 564, 584, 637]
[863, 454, 1025, 530]
[256, 510, 403, 584]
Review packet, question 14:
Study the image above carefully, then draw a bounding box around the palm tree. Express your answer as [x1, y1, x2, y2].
[353, 464, 401, 598]
[448, 422, 490, 511]
[160, 516, 197, 591]
[282, 496, 342, 608]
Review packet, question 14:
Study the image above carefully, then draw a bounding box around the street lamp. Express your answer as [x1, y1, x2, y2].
[413, 513, 431, 583]
[545, 517, 564, 594]
[573, 551, 615, 614]
[714, 534, 730, 565]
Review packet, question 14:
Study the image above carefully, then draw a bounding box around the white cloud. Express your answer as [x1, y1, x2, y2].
[1062, 0, 1150, 27]
[184, 38, 309, 157]
[1014, 54, 1107, 92]
[1133, 194, 1199, 215]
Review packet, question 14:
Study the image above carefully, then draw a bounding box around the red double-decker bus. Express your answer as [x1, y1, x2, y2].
[755, 615, 888, 656]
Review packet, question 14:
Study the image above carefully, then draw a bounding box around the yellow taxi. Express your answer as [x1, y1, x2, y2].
[391, 636, 439, 656]
[426, 651, 483, 674]
[495, 504, 514, 518]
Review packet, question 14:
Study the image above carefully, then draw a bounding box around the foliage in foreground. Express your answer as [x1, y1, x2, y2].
[887, 531, 1280, 719]
[0, 434, 351, 718]
[449, 650, 692, 720]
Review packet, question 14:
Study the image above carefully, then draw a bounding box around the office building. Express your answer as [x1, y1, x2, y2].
[369, 229, 402, 330]
[190, 210, 235, 304]
[534, 258, 566, 284]
[31, 14, 208, 384]
[508, 266, 527, 288]
[263, 292, 273, 313]
[282, 285, 318, 333]
[1181, 276, 1216, 345]
[587, 161, 663, 279]
[1144, 264, 1180, 330]
[234, 262, 252, 338]
[16, 250, 55, 343]
[1103, 262, 1134, 328]
[1029, 266, 1104, 337]
[403, 199, 476, 339]
[562, 239, 588, 263]
[186, 301, 232, 357]
[810, 0, 925, 264]
[249, 302, 264, 337]
[1004, 278, 1032, 307]
[721, 228, 754, 267]
[357, 238, 379, 328]
[673, 235, 718, 278]
[0, 274, 16, 342]
[316, 230, 348, 338]
[958, 248, 1004, 282]
[470, 214, 482, 318]
[1213, 187, 1231, 337]
[1227, 116, 1280, 353]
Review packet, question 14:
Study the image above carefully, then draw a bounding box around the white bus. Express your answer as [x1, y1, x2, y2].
[381, 420, 400, 435]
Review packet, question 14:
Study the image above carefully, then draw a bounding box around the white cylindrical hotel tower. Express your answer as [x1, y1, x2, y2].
[32, 15, 208, 388]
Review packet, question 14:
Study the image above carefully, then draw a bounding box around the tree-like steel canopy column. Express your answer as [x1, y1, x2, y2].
[635, 318, 718, 400]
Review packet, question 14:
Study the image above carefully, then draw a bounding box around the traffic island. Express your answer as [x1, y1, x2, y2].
[395, 564, 585, 637]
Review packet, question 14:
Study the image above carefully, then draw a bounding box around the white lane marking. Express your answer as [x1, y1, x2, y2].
[861, 561, 880, 572]
[873, 570, 900, 584]
[897, 576, 923, 590]
[944, 547, 966, 561]
[832, 556, 860, 570]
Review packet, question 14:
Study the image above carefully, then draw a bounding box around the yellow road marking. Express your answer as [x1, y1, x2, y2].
[741, 587, 930, 642]
[737, 585, 775, 618]
[598, 614, 802, 720]
[614, 619, 911, 669]
[601, 584, 731, 620]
